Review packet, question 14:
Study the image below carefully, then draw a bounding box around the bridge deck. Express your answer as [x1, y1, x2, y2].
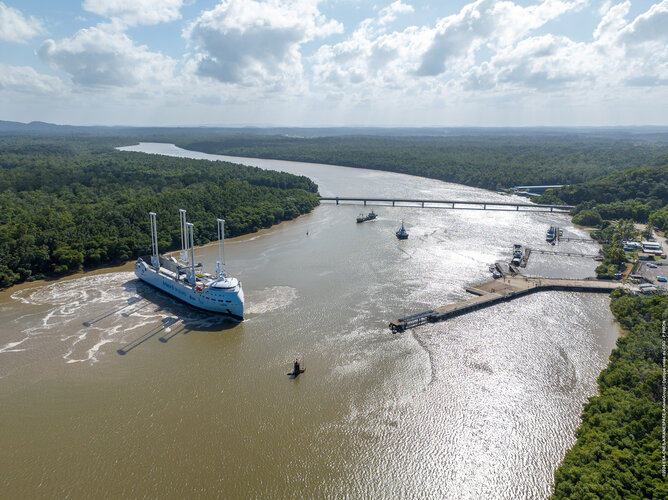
[320, 196, 573, 211]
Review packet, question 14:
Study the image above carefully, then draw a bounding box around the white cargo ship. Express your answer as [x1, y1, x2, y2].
[134, 209, 244, 320]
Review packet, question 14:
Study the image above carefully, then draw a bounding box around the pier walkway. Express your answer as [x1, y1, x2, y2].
[529, 248, 600, 258]
[320, 196, 573, 212]
[389, 275, 621, 333]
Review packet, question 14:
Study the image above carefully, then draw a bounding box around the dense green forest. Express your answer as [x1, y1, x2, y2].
[551, 291, 667, 499]
[176, 134, 668, 191]
[535, 161, 668, 230]
[0, 137, 319, 288]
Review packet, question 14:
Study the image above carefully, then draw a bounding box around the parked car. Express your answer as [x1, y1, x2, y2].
[657, 275, 667, 282]
[647, 263, 658, 268]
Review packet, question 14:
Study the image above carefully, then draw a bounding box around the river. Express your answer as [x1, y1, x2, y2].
[0, 143, 618, 499]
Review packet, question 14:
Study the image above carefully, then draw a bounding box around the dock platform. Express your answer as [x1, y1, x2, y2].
[389, 275, 620, 333]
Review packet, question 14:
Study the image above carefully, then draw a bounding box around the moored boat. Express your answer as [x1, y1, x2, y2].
[546, 226, 555, 242]
[511, 244, 522, 266]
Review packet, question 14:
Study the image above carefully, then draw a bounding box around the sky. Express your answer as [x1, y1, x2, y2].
[0, 0, 666, 127]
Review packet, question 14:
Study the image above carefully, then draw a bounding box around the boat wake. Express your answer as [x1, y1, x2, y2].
[0, 272, 231, 375]
[244, 286, 298, 315]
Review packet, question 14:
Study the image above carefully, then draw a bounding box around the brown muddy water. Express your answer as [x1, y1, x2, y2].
[0, 143, 619, 499]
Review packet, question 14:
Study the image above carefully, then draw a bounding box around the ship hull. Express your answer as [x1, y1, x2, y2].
[134, 259, 244, 320]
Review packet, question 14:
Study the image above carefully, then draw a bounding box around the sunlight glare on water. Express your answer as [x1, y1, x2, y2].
[0, 143, 619, 499]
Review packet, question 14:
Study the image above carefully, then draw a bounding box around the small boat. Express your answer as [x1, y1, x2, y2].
[511, 244, 522, 266]
[356, 210, 377, 223]
[546, 226, 556, 242]
[396, 221, 409, 240]
[288, 359, 305, 378]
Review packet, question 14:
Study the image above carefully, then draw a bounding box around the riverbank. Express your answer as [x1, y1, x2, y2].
[174, 132, 668, 191]
[551, 291, 667, 498]
[0, 210, 315, 297]
[0, 137, 319, 290]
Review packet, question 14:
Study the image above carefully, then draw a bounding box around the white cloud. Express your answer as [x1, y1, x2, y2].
[311, 0, 588, 95]
[0, 2, 44, 43]
[464, 35, 595, 92]
[311, 2, 431, 91]
[38, 25, 176, 88]
[416, 0, 587, 77]
[185, 0, 342, 88]
[312, 0, 668, 102]
[378, 0, 414, 26]
[0, 63, 64, 95]
[617, 0, 668, 46]
[82, 0, 183, 26]
[3, 0, 668, 126]
[593, 1, 630, 41]
[462, 0, 668, 93]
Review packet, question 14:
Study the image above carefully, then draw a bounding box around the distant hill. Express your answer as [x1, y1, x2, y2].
[2, 119, 668, 139]
[0, 120, 105, 135]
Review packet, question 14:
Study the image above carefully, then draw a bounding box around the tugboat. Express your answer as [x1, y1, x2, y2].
[396, 221, 409, 240]
[356, 210, 377, 223]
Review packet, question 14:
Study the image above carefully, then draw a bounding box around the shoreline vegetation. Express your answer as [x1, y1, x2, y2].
[2, 126, 667, 496]
[175, 133, 668, 191]
[0, 212, 312, 296]
[550, 291, 667, 499]
[0, 137, 319, 289]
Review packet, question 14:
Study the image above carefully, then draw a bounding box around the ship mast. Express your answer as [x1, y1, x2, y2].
[186, 222, 196, 285]
[149, 212, 159, 269]
[179, 209, 189, 263]
[216, 218, 226, 278]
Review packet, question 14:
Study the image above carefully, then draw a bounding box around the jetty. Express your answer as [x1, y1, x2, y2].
[319, 197, 573, 212]
[389, 274, 620, 333]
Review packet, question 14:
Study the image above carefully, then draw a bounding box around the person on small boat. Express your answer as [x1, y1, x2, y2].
[293, 358, 301, 374]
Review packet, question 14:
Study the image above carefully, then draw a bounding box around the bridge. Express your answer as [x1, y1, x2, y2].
[319, 196, 573, 212]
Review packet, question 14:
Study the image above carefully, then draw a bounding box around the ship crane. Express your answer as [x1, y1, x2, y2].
[179, 209, 189, 263]
[217, 218, 226, 279]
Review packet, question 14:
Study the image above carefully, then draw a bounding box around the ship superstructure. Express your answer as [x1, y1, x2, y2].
[134, 210, 244, 320]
